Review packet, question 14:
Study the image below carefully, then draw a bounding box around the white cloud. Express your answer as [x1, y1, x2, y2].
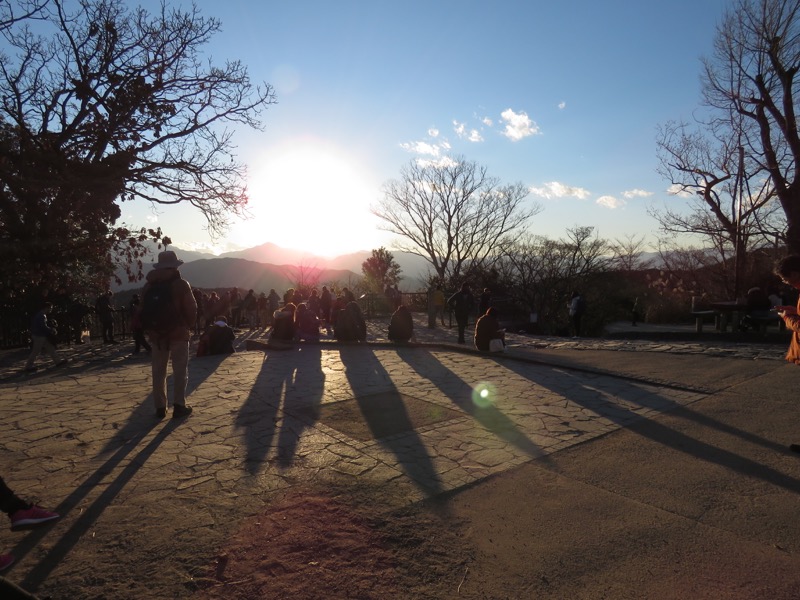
[529, 181, 590, 200]
[453, 120, 483, 142]
[667, 184, 693, 198]
[558, 101, 566, 110]
[596, 195, 626, 209]
[482, 116, 493, 126]
[500, 108, 540, 141]
[418, 156, 458, 169]
[428, 128, 439, 137]
[622, 188, 653, 199]
[400, 140, 441, 156]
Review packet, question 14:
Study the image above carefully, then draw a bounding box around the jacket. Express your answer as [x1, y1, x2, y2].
[141, 268, 197, 341]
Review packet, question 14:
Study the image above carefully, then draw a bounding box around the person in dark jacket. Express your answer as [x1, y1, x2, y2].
[388, 305, 414, 343]
[24, 302, 66, 372]
[448, 283, 474, 344]
[208, 316, 236, 355]
[474, 307, 505, 352]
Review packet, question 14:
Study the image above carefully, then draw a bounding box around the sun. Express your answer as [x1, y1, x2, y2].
[234, 138, 384, 257]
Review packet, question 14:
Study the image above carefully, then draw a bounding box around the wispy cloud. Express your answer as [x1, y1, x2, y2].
[666, 184, 693, 198]
[596, 195, 625, 209]
[428, 128, 439, 137]
[500, 108, 540, 141]
[558, 101, 566, 110]
[400, 140, 442, 156]
[453, 120, 483, 142]
[622, 188, 653, 199]
[529, 181, 590, 200]
[481, 116, 493, 126]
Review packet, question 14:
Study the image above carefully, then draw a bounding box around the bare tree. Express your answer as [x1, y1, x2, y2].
[0, 0, 275, 297]
[701, 0, 800, 252]
[653, 118, 783, 293]
[608, 234, 655, 272]
[373, 156, 540, 285]
[498, 226, 610, 334]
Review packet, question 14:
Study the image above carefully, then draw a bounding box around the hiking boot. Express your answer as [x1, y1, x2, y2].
[10, 505, 60, 530]
[0, 554, 14, 571]
[156, 407, 167, 419]
[172, 405, 193, 419]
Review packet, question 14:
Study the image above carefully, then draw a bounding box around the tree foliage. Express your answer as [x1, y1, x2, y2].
[0, 0, 275, 302]
[361, 247, 402, 293]
[373, 156, 540, 284]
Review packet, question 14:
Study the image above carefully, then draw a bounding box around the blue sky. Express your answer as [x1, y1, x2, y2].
[126, 0, 729, 257]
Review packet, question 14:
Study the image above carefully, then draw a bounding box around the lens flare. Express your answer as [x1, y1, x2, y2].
[471, 381, 497, 408]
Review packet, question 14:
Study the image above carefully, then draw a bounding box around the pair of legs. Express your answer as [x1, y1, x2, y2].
[151, 338, 192, 418]
[455, 314, 468, 344]
[0, 475, 60, 596]
[132, 328, 151, 353]
[24, 336, 62, 371]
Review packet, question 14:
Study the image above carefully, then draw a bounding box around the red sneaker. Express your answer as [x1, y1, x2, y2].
[0, 554, 14, 571]
[10, 505, 60, 530]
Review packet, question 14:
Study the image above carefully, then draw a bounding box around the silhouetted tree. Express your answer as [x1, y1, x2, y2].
[0, 0, 275, 302]
[361, 247, 402, 293]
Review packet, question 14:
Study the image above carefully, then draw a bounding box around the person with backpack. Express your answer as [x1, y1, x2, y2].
[448, 283, 474, 344]
[141, 250, 197, 419]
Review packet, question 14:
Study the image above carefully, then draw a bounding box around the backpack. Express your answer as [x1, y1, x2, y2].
[140, 279, 180, 334]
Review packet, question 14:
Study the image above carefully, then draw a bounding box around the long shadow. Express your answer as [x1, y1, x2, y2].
[276, 345, 325, 468]
[339, 346, 445, 497]
[17, 419, 181, 592]
[395, 347, 550, 463]
[234, 350, 296, 475]
[500, 358, 800, 494]
[97, 353, 229, 456]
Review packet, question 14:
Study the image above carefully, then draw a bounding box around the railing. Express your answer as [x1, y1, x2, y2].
[0, 308, 132, 350]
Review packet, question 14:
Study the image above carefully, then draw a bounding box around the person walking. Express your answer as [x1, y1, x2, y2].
[448, 283, 474, 344]
[141, 251, 197, 419]
[129, 294, 152, 355]
[24, 302, 66, 372]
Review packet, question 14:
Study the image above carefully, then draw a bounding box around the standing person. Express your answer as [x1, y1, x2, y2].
[267, 289, 281, 324]
[433, 285, 446, 327]
[568, 290, 586, 338]
[95, 290, 116, 344]
[128, 294, 152, 355]
[319, 286, 332, 327]
[141, 251, 197, 419]
[24, 302, 66, 372]
[478, 287, 492, 316]
[243, 289, 257, 330]
[256, 292, 268, 329]
[448, 283, 474, 344]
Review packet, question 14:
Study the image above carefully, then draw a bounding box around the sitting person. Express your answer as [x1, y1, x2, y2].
[741, 286, 774, 331]
[207, 316, 236, 355]
[334, 301, 367, 342]
[294, 303, 320, 342]
[388, 305, 414, 343]
[269, 302, 296, 348]
[474, 307, 505, 352]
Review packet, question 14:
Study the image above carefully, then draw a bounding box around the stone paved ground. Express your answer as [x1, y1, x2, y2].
[0, 315, 792, 598]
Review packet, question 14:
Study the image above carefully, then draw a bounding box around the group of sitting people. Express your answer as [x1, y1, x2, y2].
[197, 301, 506, 355]
[268, 300, 368, 349]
